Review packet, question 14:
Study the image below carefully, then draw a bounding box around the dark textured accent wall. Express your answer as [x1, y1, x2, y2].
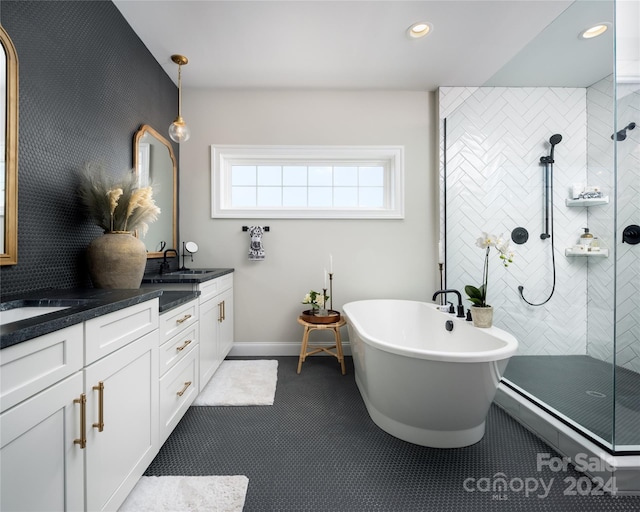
[0, 0, 179, 295]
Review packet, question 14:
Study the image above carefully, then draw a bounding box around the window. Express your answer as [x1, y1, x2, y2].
[211, 145, 404, 219]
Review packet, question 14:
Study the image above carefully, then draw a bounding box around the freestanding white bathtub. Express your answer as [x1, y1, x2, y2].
[342, 299, 518, 448]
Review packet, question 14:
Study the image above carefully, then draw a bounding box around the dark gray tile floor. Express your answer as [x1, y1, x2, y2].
[145, 356, 640, 511]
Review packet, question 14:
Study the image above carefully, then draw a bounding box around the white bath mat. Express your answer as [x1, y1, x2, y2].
[193, 359, 278, 406]
[119, 475, 248, 512]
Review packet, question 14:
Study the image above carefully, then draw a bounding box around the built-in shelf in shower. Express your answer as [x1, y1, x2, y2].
[565, 196, 609, 207]
[565, 248, 609, 257]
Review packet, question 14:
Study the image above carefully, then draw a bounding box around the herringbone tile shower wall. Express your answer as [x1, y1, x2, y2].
[440, 87, 593, 357]
[610, 81, 640, 374]
[439, 84, 640, 374]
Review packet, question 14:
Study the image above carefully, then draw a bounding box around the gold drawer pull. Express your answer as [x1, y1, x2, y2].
[92, 381, 104, 432]
[176, 314, 192, 324]
[74, 393, 87, 449]
[176, 381, 192, 397]
[176, 339, 192, 352]
[218, 302, 223, 323]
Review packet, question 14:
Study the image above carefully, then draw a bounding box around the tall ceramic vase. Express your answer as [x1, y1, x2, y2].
[87, 231, 147, 289]
[470, 305, 493, 328]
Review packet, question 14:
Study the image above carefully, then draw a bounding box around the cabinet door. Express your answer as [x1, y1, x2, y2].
[84, 330, 159, 512]
[0, 372, 84, 512]
[218, 287, 234, 361]
[199, 297, 220, 389]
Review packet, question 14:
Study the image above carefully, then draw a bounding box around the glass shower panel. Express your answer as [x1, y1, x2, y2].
[614, 0, 640, 449]
[440, 83, 617, 449]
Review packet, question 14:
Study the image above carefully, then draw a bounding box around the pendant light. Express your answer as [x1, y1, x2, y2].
[168, 54, 190, 143]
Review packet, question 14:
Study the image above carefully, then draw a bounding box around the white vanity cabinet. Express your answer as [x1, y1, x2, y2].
[0, 298, 160, 512]
[1, 325, 85, 512]
[83, 300, 159, 512]
[143, 272, 234, 391]
[198, 273, 234, 388]
[158, 299, 199, 444]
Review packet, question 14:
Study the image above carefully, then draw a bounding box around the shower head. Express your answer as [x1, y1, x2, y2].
[548, 133, 562, 162]
[549, 134, 563, 146]
[612, 122, 636, 141]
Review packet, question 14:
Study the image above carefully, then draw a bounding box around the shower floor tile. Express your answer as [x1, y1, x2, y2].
[503, 355, 640, 446]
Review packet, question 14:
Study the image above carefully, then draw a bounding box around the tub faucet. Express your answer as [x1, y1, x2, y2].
[160, 248, 178, 274]
[432, 289, 465, 318]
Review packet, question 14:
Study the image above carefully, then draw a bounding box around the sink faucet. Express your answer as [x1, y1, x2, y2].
[432, 289, 466, 318]
[160, 248, 178, 274]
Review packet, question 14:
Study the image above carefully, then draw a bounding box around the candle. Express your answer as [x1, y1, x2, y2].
[329, 254, 333, 273]
[324, 269, 327, 288]
[438, 242, 444, 264]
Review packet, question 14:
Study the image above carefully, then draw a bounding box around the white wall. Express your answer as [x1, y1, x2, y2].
[179, 89, 437, 349]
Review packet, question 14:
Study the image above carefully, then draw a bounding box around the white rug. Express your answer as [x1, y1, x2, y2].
[193, 359, 278, 406]
[119, 475, 249, 512]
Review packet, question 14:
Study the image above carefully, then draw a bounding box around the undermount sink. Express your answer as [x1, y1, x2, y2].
[166, 269, 216, 275]
[0, 306, 71, 325]
[0, 299, 94, 326]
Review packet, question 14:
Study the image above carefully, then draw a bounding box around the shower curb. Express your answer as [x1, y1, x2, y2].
[495, 384, 640, 496]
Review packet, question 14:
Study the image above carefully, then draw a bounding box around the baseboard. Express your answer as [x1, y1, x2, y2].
[229, 341, 352, 357]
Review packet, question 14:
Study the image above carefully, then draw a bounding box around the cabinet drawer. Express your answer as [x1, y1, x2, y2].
[199, 273, 233, 303]
[0, 324, 84, 413]
[84, 299, 159, 364]
[159, 322, 198, 377]
[159, 345, 199, 444]
[159, 300, 198, 343]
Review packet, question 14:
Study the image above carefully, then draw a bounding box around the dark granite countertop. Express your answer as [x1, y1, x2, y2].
[1, 269, 233, 350]
[142, 268, 234, 284]
[0, 288, 164, 349]
[159, 291, 200, 313]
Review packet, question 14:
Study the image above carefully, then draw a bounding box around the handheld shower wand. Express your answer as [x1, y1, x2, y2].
[520, 134, 562, 307]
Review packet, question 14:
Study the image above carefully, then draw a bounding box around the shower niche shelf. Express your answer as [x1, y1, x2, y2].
[565, 196, 609, 207]
[565, 248, 609, 257]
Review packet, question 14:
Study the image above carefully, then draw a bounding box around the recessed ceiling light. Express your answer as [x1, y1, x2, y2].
[407, 22, 432, 39]
[579, 23, 610, 39]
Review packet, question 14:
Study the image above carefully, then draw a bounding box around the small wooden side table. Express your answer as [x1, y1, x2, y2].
[296, 316, 347, 375]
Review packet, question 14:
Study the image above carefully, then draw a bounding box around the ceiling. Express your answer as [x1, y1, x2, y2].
[113, 0, 621, 91]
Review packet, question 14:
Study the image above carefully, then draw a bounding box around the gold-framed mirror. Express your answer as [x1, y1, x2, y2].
[1, 25, 19, 266]
[133, 124, 177, 258]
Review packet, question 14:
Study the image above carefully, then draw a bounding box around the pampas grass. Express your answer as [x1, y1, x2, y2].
[78, 163, 160, 235]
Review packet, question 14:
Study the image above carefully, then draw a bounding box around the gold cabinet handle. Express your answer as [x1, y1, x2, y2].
[176, 339, 192, 352]
[222, 300, 226, 321]
[218, 302, 223, 323]
[176, 381, 192, 397]
[176, 314, 192, 325]
[92, 381, 104, 432]
[74, 393, 87, 449]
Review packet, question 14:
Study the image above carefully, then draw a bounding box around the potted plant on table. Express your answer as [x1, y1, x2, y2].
[465, 232, 514, 328]
[301, 289, 337, 324]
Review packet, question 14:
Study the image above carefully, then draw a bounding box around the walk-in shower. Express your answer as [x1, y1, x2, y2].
[437, 0, 639, 492]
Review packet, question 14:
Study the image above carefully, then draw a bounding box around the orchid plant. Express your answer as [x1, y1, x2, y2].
[302, 290, 329, 310]
[465, 232, 514, 308]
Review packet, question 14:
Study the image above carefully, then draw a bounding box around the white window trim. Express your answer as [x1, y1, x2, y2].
[211, 145, 404, 219]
